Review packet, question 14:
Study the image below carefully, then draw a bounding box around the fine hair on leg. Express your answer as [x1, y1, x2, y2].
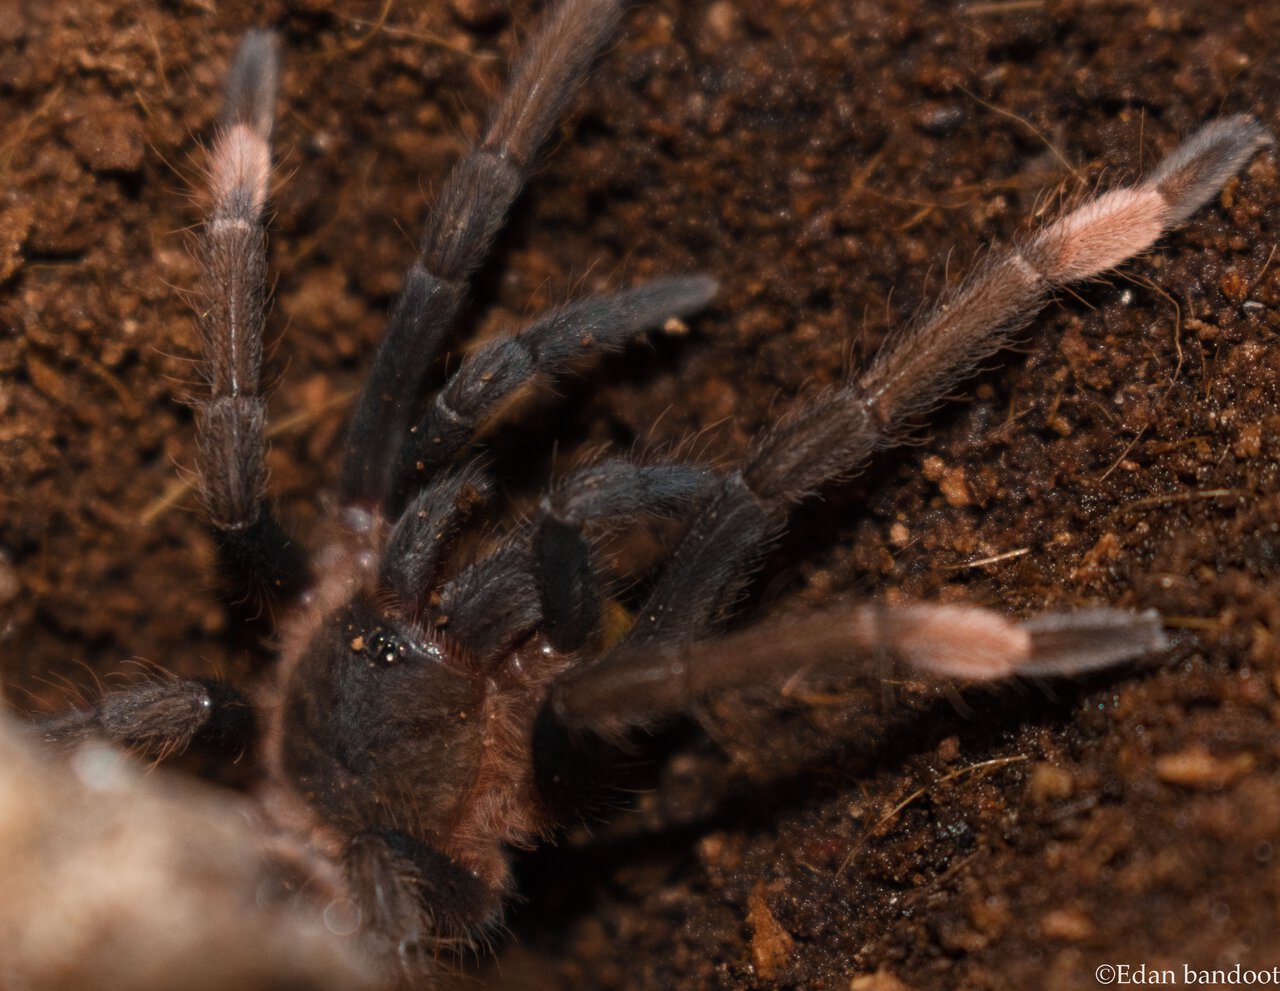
[195, 32, 307, 601]
[340, 0, 628, 508]
[618, 117, 1272, 651]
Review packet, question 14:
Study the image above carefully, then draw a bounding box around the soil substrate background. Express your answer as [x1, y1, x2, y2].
[3, 0, 1280, 988]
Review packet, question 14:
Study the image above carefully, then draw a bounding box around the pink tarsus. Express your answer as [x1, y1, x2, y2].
[859, 115, 1273, 426]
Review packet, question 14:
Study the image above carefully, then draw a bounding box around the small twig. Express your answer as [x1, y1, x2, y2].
[1112, 487, 1251, 518]
[948, 546, 1031, 570]
[964, 0, 1045, 14]
[838, 754, 1030, 876]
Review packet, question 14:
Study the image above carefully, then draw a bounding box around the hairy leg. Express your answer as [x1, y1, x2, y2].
[435, 542, 542, 663]
[196, 33, 307, 601]
[551, 603, 1167, 736]
[434, 460, 714, 658]
[621, 116, 1271, 649]
[392, 277, 716, 508]
[39, 678, 253, 759]
[378, 464, 491, 608]
[344, 829, 502, 968]
[340, 0, 627, 509]
[533, 460, 715, 651]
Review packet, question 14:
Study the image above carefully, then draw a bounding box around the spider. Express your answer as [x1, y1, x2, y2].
[23, 0, 1271, 985]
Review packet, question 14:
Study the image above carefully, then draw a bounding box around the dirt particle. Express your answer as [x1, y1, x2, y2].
[698, 832, 725, 864]
[1219, 268, 1248, 304]
[0, 204, 34, 284]
[62, 96, 145, 172]
[969, 895, 1010, 939]
[703, 1, 742, 43]
[850, 968, 915, 991]
[0, 4, 27, 42]
[1039, 906, 1096, 941]
[1233, 422, 1262, 459]
[938, 466, 971, 508]
[1026, 762, 1075, 804]
[448, 0, 507, 28]
[1072, 531, 1122, 581]
[747, 883, 794, 981]
[922, 456, 971, 507]
[1155, 747, 1257, 789]
[0, 552, 18, 606]
[23, 354, 66, 404]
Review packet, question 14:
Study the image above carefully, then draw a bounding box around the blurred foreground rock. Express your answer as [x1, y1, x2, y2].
[0, 716, 379, 991]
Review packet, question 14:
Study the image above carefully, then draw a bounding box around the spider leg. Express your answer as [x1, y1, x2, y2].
[196, 32, 308, 602]
[378, 463, 491, 606]
[339, 0, 625, 509]
[550, 603, 1167, 736]
[436, 542, 540, 663]
[435, 460, 714, 659]
[533, 460, 715, 651]
[39, 678, 253, 758]
[620, 116, 1271, 649]
[345, 829, 501, 966]
[391, 276, 717, 511]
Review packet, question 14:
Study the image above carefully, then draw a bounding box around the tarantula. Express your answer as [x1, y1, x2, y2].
[31, 0, 1270, 983]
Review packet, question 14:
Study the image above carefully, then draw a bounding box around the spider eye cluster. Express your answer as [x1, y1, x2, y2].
[350, 629, 440, 668]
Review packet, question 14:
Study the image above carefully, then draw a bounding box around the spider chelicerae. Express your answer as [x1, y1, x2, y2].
[26, 0, 1271, 984]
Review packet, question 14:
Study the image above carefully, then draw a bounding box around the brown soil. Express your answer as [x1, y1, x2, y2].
[4, 0, 1280, 989]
